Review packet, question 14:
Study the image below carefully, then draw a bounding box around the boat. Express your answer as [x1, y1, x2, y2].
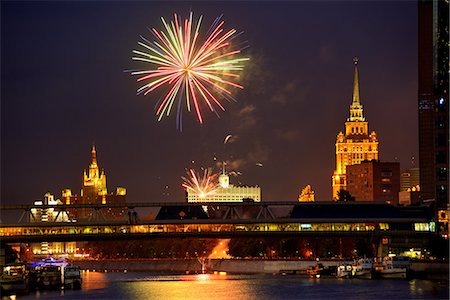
[0, 263, 28, 294]
[64, 266, 82, 289]
[306, 263, 337, 278]
[353, 258, 373, 279]
[336, 262, 353, 278]
[378, 256, 410, 279]
[306, 263, 324, 278]
[40, 265, 62, 289]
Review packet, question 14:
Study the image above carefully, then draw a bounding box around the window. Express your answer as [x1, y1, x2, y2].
[436, 133, 446, 147]
[414, 223, 429, 231]
[436, 151, 447, 164]
[437, 168, 448, 181]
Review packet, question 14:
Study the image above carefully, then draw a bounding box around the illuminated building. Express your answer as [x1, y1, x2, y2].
[332, 58, 379, 199]
[399, 167, 421, 206]
[64, 145, 126, 220]
[30, 192, 76, 256]
[400, 167, 420, 192]
[186, 171, 261, 203]
[298, 185, 315, 202]
[418, 0, 448, 211]
[346, 161, 400, 204]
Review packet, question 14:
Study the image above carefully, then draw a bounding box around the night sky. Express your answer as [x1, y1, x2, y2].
[2, 1, 418, 207]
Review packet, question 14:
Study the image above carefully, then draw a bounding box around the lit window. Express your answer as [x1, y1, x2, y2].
[414, 223, 429, 231]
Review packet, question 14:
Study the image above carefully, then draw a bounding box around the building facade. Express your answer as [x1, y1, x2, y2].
[332, 58, 379, 199]
[30, 192, 76, 256]
[418, 0, 448, 210]
[186, 172, 261, 203]
[400, 167, 420, 192]
[346, 161, 400, 204]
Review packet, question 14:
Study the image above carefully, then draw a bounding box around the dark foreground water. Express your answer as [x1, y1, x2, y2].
[11, 272, 450, 300]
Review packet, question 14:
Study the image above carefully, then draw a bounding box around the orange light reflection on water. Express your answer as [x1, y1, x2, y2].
[126, 274, 253, 300]
[81, 270, 108, 290]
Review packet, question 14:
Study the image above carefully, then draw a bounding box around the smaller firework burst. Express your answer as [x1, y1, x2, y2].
[182, 168, 219, 198]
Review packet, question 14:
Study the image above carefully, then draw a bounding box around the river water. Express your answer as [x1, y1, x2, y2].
[15, 272, 449, 300]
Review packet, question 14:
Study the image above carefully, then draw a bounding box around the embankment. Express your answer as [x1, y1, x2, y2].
[74, 259, 448, 276]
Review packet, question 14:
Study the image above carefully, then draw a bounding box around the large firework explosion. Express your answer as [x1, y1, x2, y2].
[182, 168, 220, 198]
[131, 12, 249, 128]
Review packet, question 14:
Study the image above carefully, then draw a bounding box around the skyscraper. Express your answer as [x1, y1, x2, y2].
[418, 0, 449, 212]
[332, 58, 379, 199]
[64, 145, 127, 220]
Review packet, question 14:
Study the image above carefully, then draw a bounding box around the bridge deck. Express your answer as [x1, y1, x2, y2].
[0, 220, 434, 242]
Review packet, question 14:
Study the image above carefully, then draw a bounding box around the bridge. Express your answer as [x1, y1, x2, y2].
[0, 202, 437, 248]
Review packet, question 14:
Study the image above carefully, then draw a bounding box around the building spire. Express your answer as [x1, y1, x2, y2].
[352, 57, 360, 105]
[348, 57, 365, 122]
[91, 143, 97, 165]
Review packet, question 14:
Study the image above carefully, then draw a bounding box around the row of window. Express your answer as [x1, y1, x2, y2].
[0, 222, 437, 236]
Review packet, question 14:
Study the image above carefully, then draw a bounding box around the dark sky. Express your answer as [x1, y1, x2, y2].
[1, 1, 418, 206]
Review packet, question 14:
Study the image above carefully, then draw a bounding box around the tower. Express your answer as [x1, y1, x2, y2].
[82, 144, 107, 201]
[218, 162, 230, 188]
[332, 58, 379, 199]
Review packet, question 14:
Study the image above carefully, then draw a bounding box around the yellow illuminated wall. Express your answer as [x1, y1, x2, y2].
[298, 185, 315, 202]
[332, 58, 379, 199]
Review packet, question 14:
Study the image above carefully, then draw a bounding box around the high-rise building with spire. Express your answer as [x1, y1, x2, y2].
[63, 145, 126, 220]
[82, 145, 107, 201]
[332, 58, 379, 199]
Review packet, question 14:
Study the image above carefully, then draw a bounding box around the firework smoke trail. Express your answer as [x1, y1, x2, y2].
[182, 168, 220, 198]
[131, 12, 249, 128]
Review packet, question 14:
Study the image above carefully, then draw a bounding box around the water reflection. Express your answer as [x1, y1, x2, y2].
[120, 274, 255, 300]
[81, 270, 108, 290]
[19, 272, 449, 300]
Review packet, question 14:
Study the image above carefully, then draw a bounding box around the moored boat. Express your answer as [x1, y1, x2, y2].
[64, 266, 82, 289]
[378, 256, 410, 279]
[337, 262, 353, 278]
[353, 258, 373, 279]
[0, 263, 28, 294]
[40, 265, 62, 289]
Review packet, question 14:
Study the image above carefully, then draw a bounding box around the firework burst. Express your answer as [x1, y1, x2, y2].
[182, 168, 220, 198]
[131, 12, 249, 127]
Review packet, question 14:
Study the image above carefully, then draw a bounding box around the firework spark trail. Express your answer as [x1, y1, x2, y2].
[182, 168, 220, 198]
[131, 12, 249, 127]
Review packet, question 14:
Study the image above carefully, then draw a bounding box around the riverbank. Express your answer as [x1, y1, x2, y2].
[73, 258, 448, 279]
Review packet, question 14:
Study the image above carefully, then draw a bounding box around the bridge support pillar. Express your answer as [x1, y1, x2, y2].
[127, 208, 139, 224]
[376, 237, 389, 257]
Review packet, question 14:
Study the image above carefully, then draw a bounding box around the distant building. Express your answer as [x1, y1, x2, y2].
[346, 161, 400, 204]
[399, 191, 421, 206]
[418, 0, 448, 209]
[64, 145, 126, 221]
[186, 172, 261, 203]
[400, 167, 420, 192]
[332, 58, 379, 199]
[298, 185, 315, 202]
[30, 192, 76, 256]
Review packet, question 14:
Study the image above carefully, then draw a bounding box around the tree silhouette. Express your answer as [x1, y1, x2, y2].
[336, 189, 355, 202]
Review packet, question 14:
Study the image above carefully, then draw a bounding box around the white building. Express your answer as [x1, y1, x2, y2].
[187, 172, 261, 203]
[30, 192, 76, 256]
